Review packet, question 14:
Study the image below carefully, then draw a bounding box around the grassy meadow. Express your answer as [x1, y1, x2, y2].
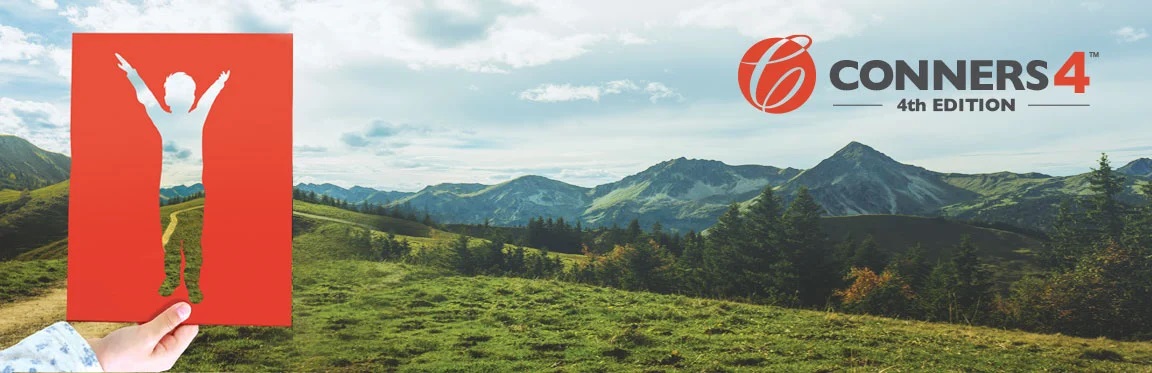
[2, 198, 1151, 371]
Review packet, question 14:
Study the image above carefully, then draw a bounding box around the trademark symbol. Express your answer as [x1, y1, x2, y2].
[1089, 51, 1100, 58]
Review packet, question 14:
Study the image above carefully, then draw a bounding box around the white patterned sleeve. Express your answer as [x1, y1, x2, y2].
[0, 322, 103, 372]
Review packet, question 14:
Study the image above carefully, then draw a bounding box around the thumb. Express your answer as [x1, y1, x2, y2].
[142, 302, 192, 342]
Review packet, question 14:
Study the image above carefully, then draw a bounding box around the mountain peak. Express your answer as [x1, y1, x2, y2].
[829, 141, 896, 164]
[1119, 157, 1152, 177]
[0, 134, 71, 191]
[656, 157, 724, 170]
[506, 175, 562, 185]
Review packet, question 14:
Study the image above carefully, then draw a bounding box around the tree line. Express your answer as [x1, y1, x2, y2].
[448, 216, 689, 256]
[292, 188, 436, 226]
[161, 191, 205, 206]
[308, 154, 1151, 340]
[562, 154, 1152, 340]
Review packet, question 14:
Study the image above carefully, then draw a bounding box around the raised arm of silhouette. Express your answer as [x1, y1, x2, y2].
[194, 71, 230, 115]
[115, 53, 165, 113]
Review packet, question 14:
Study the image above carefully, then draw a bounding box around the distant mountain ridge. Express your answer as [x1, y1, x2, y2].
[295, 182, 414, 205]
[296, 143, 1150, 233]
[1119, 158, 1152, 178]
[296, 157, 805, 231]
[0, 135, 70, 191]
[774, 142, 977, 216]
[3, 134, 1140, 234]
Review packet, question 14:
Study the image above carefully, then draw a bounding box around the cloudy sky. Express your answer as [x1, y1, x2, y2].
[1, 0, 1149, 191]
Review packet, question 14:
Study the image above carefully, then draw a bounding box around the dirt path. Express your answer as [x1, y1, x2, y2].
[0, 207, 207, 347]
[292, 211, 378, 231]
[0, 288, 128, 347]
[0, 208, 367, 347]
[163, 206, 205, 251]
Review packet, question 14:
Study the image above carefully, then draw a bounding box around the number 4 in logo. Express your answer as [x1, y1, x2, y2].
[1054, 51, 1090, 93]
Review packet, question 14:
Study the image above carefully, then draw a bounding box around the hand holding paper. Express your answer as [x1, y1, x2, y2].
[87, 302, 199, 372]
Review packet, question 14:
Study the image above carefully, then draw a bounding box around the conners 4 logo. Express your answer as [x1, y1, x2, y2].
[739, 35, 1094, 114]
[737, 35, 816, 114]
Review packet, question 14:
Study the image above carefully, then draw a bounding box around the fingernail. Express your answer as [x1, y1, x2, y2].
[177, 303, 192, 319]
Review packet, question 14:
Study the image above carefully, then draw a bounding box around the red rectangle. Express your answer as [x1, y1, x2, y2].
[68, 33, 293, 326]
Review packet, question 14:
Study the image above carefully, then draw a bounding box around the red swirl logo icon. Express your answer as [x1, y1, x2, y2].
[738, 35, 816, 114]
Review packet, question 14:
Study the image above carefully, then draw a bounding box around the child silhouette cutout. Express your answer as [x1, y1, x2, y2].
[115, 52, 229, 303]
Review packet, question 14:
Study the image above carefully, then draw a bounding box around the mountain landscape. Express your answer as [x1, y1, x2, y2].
[3, 134, 1152, 371]
[0, 135, 70, 191]
[298, 142, 1151, 233]
[5, 133, 1150, 240]
[1119, 157, 1152, 178]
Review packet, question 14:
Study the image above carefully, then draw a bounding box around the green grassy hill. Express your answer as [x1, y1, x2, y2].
[821, 214, 1046, 287]
[0, 135, 70, 191]
[168, 219, 1152, 371]
[821, 215, 1044, 260]
[939, 172, 1151, 231]
[293, 200, 434, 238]
[0, 180, 69, 259]
[3, 195, 1152, 371]
[0, 258, 65, 304]
[13, 238, 67, 261]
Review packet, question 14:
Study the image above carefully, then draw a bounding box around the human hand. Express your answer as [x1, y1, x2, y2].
[114, 53, 134, 72]
[218, 70, 230, 83]
[87, 302, 199, 372]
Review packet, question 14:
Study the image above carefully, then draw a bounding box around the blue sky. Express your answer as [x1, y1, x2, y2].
[0, 0, 1149, 191]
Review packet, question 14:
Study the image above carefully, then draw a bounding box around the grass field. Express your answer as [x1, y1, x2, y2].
[0, 180, 69, 259]
[292, 201, 434, 238]
[0, 259, 65, 304]
[178, 202, 1152, 371]
[13, 238, 67, 261]
[5, 197, 1152, 371]
[168, 218, 1152, 371]
[0, 189, 22, 204]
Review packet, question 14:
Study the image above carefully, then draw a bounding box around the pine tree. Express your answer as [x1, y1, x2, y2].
[781, 187, 836, 306]
[1047, 198, 1089, 270]
[1123, 182, 1152, 251]
[507, 246, 527, 275]
[920, 259, 958, 322]
[451, 235, 474, 275]
[950, 236, 992, 324]
[891, 243, 929, 288]
[850, 236, 885, 272]
[680, 230, 703, 267]
[740, 186, 791, 303]
[626, 219, 643, 244]
[619, 241, 676, 292]
[703, 203, 747, 298]
[833, 234, 858, 274]
[482, 237, 507, 275]
[1087, 153, 1127, 240]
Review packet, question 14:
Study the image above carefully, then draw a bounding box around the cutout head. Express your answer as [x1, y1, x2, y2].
[163, 72, 196, 113]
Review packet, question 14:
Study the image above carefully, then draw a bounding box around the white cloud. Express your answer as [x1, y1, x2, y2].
[602, 80, 639, 94]
[0, 24, 48, 62]
[519, 83, 604, 102]
[58, 0, 630, 73]
[676, 0, 874, 41]
[1114, 26, 1148, 43]
[519, 79, 682, 103]
[48, 47, 71, 79]
[643, 82, 683, 103]
[0, 97, 70, 154]
[30, 0, 59, 10]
